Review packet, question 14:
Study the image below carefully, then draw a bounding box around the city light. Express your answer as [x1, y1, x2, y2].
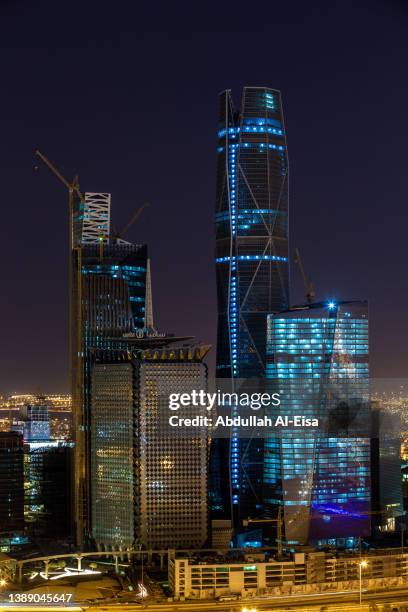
[327, 301, 336, 309]
[359, 559, 368, 605]
[39, 567, 101, 581]
[137, 582, 148, 597]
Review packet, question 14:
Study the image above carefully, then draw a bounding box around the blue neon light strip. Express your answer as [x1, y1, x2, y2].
[218, 126, 284, 138]
[216, 210, 281, 223]
[243, 117, 282, 128]
[228, 142, 237, 236]
[229, 273, 238, 376]
[216, 255, 288, 263]
[226, 159, 238, 506]
[218, 142, 285, 152]
[241, 142, 285, 151]
[227, 135, 238, 374]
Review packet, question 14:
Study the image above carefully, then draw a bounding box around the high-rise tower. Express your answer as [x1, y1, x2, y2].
[34, 153, 151, 546]
[265, 301, 371, 548]
[212, 88, 289, 534]
[215, 87, 289, 379]
[70, 193, 149, 546]
[0, 432, 24, 539]
[91, 343, 209, 551]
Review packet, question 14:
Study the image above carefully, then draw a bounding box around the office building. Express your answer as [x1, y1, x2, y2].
[370, 405, 404, 535]
[0, 432, 24, 536]
[90, 344, 210, 551]
[24, 441, 73, 540]
[265, 301, 371, 548]
[212, 87, 289, 533]
[11, 398, 72, 538]
[70, 191, 151, 545]
[21, 402, 50, 441]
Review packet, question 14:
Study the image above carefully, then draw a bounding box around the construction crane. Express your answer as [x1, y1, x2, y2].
[35, 150, 85, 221]
[294, 247, 315, 304]
[243, 507, 283, 559]
[111, 201, 150, 243]
[35, 150, 85, 546]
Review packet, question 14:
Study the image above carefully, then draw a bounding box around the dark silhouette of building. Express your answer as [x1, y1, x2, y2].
[25, 443, 72, 540]
[370, 404, 404, 538]
[0, 432, 24, 536]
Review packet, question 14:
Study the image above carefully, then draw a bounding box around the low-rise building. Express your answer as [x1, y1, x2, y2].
[169, 551, 408, 599]
[169, 554, 307, 599]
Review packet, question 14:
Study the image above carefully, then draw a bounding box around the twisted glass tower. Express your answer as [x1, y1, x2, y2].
[213, 88, 289, 533]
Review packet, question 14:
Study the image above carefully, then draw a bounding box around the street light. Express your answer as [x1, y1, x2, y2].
[359, 559, 368, 606]
[241, 608, 257, 612]
[0, 578, 7, 587]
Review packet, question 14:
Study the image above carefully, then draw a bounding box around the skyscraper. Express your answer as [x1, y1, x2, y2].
[0, 432, 24, 537]
[265, 301, 371, 548]
[370, 405, 404, 535]
[215, 87, 289, 378]
[213, 87, 289, 533]
[20, 402, 50, 441]
[24, 442, 73, 540]
[70, 192, 150, 545]
[91, 343, 209, 551]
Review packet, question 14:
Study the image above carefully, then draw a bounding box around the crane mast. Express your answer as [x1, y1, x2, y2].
[294, 247, 316, 305]
[35, 150, 85, 546]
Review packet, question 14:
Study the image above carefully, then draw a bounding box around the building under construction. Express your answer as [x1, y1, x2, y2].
[36, 152, 152, 547]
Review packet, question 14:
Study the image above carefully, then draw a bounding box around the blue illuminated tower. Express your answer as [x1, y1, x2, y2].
[265, 301, 371, 548]
[212, 87, 289, 535]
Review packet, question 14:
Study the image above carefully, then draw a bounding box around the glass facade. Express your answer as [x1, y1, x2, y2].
[91, 364, 134, 549]
[21, 404, 50, 442]
[215, 87, 289, 379]
[265, 301, 371, 546]
[212, 87, 289, 531]
[72, 242, 148, 544]
[91, 346, 209, 551]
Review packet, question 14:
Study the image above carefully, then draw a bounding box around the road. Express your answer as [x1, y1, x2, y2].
[2, 587, 408, 611]
[82, 587, 408, 610]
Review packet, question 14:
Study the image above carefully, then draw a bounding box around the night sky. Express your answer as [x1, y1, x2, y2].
[0, 0, 407, 393]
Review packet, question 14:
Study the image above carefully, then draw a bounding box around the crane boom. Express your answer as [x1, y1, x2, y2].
[119, 201, 150, 238]
[35, 150, 84, 201]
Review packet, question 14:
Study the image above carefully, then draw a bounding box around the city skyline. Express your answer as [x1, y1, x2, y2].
[1, 0, 408, 392]
[1, 2, 408, 606]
